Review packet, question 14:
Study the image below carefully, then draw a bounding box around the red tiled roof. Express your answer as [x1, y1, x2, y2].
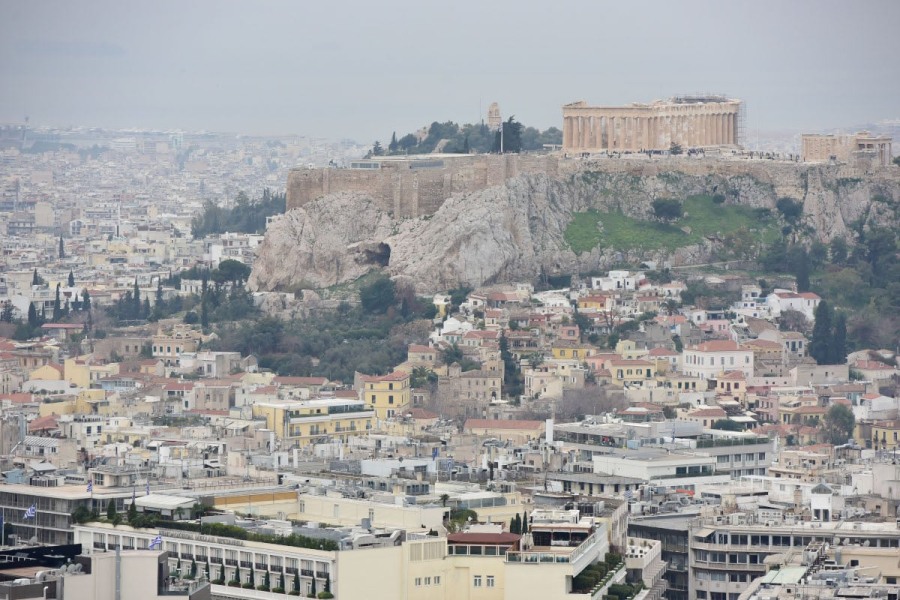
[464, 419, 545, 430]
[359, 371, 410, 383]
[1, 393, 38, 404]
[688, 408, 727, 417]
[28, 415, 59, 432]
[648, 347, 679, 356]
[408, 344, 434, 353]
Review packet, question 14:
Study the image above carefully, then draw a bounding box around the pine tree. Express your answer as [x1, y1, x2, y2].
[831, 311, 847, 365]
[68, 270, 75, 287]
[809, 300, 834, 365]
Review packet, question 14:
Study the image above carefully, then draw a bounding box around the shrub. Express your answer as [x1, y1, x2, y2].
[227, 580, 241, 587]
[712, 194, 726, 204]
[242, 582, 255, 589]
[272, 589, 285, 594]
[318, 593, 334, 599]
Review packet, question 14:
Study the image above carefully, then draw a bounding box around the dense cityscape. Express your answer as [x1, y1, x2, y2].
[2, 3, 900, 600]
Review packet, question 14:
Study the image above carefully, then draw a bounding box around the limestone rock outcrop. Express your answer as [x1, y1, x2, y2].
[250, 161, 900, 294]
[248, 192, 394, 291]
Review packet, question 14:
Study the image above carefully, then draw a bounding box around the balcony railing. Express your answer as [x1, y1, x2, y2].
[695, 437, 770, 449]
[270, 565, 283, 572]
[286, 567, 298, 575]
[210, 557, 223, 564]
[240, 561, 253, 568]
[225, 559, 237, 566]
[301, 569, 314, 577]
[316, 572, 329, 580]
[255, 563, 268, 571]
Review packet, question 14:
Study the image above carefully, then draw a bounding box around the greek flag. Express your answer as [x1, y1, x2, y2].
[23, 504, 36, 519]
[86, 481, 92, 492]
[149, 534, 162, 549]
[624, 489, 633, 501]
[146, 482, 150, 496]
[432, 447, 438, 460]
[132, 489, 136, 502]
[498, 122, 503, 134]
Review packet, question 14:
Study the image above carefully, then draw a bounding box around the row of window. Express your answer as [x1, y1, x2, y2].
[413, 576, 441, 586]
[473, 575, 495, 588]
[716, 453, 766, 464]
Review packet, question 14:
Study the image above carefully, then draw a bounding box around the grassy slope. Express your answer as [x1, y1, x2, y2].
[565, 195, 778, 254]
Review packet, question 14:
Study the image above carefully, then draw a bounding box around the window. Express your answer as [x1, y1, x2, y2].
[758, 452, 766, 461]
[486, 576, 495, 588]
[425, 577, 431, 586]
[473, 576, 482, 587]
[388, 395, 394, 404]
[333, 504, 339, 518]
[434, 576, 441, 585]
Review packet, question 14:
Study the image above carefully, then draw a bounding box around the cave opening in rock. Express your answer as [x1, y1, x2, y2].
[364, 243, 391, 267]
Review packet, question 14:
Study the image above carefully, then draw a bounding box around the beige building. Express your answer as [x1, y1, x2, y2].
[562, 95, 741, 152]
[801, 131, 892, 166]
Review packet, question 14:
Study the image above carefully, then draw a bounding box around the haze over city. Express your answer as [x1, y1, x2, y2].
[1, 0, 899, 139]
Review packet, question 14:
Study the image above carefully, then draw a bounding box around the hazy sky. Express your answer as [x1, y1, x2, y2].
[1, 0, 898, 142]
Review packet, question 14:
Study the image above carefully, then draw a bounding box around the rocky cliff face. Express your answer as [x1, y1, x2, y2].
[250, 160, 900, 294]
[248, 192, 394, 291]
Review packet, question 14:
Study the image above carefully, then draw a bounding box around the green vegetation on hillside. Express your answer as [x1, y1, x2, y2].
[565, 195, 777, 254]
[191, 188, 285, 238]
[374, 118, 561, 157]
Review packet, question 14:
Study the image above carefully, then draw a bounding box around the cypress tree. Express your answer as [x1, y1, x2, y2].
[832, 311, 847, 365]
[52, 284, 61, 321]
[106, 499, 116, 520]
[809, 300, 833, 365]
[311, 575, 317, 597]
[292, 570, 300, 593]
[58, 236, 65, 259]
[133, 279, 141, 320]
[32, 269, 40, 286]
[279, 571, 285, 591]
[82, 289, 91, 311]
[128, 500, 137, 523]
[68, 270, 75, 287]
[521, 510, 528, 534]
[27, 302, 37, 326]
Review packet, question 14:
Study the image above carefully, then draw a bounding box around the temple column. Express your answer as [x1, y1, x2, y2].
[609, 116, 616, 150]
[591, 116, 598, 149]
[564, 117, 572, 149]
[727, 113, 735, 145]
[718, 114, 725, 145]
[577, 117, 584, 149]
[708, 114, 715, 145]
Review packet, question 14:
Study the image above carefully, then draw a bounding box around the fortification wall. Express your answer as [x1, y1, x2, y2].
[286, 154, 560, 219]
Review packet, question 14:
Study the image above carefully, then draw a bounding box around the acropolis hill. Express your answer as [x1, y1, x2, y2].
[251, 151, 900, 294]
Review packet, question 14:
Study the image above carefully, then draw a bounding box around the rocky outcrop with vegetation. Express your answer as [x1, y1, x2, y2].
[250, 160, 900, 294]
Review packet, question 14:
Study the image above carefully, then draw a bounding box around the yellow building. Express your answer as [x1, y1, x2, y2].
[252, 398, 375, 447]
[867, 419, 900, 451]
[605, 359, 657, 387]
[614, 339, 649, 361]
[63, 356, 119, 388]
[359, 371, 411, 420]
[551, 342, 596, 361]
[29, 363, 64, 381]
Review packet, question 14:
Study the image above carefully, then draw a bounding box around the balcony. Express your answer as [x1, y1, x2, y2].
[210, 557, 223, 564]
[695, 437, 770, 449]
[180, 553, 193, 560]
[270, 565, 283, 572]
[240, 561, 253, 568]
[316, 572, 329, 580]
[225, 559, 237, 566]
[506, 529, 606, 574]
[255, 563, 268, 571]
[301, 569, 314, 577]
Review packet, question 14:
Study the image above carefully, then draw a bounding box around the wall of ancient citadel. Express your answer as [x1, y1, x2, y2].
[287, 152, 899, 220]
[286, 154, 560, 219]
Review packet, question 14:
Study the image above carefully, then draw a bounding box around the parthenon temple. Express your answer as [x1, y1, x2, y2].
[562, 95, 742, 152]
